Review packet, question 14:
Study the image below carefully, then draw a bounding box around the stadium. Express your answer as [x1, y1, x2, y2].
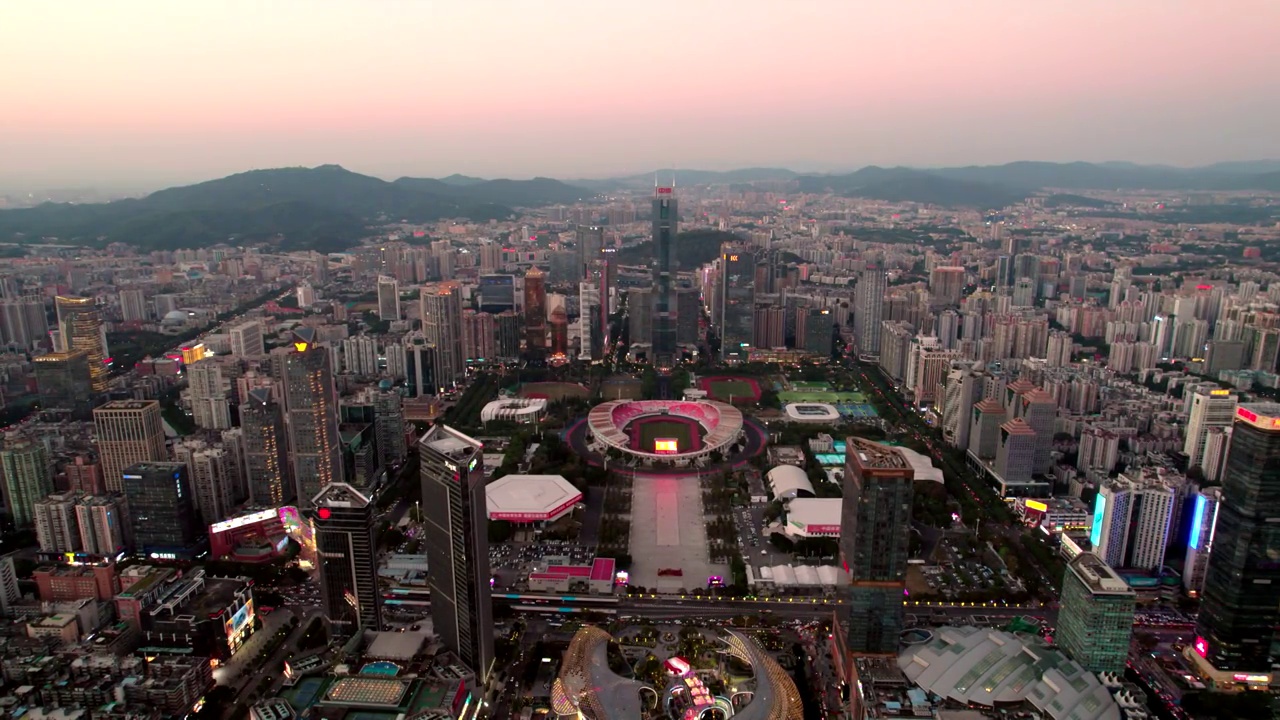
[585, 399, 745, 467]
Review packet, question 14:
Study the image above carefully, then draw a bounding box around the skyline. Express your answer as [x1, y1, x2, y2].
[3, 1, 1279, 193]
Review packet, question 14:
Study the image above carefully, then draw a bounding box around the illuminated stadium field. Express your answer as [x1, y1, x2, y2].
[698, 376, 762, 404]
[634, 418, 700, 454]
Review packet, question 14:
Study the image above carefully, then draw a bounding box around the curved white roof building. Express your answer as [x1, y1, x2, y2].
[480, 398, 548, 424]
[896, 445, 945, 484]
[766, 465, 814, 499]
[585, 399, 744, 464]
[899, 627, 1121, 720]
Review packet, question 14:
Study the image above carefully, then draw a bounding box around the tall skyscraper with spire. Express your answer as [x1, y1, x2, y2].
[652, 183, 678, 366]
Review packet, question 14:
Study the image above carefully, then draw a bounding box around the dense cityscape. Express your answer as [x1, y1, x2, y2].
[4, 3, 1280, 720]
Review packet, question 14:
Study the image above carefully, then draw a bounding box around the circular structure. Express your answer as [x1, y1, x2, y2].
[486, 474, 583, 523]
[783, 403, 840, 422]
[587, 399, 745, 466]
[480, 397, 547, 424]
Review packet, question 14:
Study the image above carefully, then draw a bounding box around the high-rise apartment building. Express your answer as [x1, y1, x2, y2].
[421, 281, 465, 388]
[229, 321, 265, 357]
[854, 268, 887, 358]
[1195, 403, 1280, 674]
[240, 388, 291, 505]
[186, 360, 232, 430]
[312, 482, 382, 638]
[840, 438, 914, 655]
[282, 328, 342, 506]
[675, 287, 701, 348]
[719, 247, 755, 362]
[495, 311, 521, 359]
[651, 186, 678, 365]
[0, 296, 48, 349]
[627, 288, 653, 357]
[0, 437, 55, 528]
[941, 365, 984, 451]
[75, 495, 127, 556]
[376, 275, 400, 321]
[55, 296, 109, 392]
[1184, 388, 1237, 473]
[35, 491, 83, 553]
[928, 266, 965, 306]
[802, 308, 834, 356]
[173, 442, 236, 528]
[93, 400, 167, 494]
[122, 462, 201, 559]
[1057, 553, 1136, 674]
[119, 287, 149, 323]
[1091, 472, 1176, 571]
[420, 425, 493, 677]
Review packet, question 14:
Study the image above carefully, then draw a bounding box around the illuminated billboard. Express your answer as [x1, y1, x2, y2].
[1025, 500, 1048, 513]
[1189, 494, 1207, 550]
[1090, 495, 1106, 547]
[224, 598, 255, 651]
[209, 508, 279, 535]
[654, 439, 679, 454]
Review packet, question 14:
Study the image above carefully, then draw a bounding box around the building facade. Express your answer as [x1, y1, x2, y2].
[1057, 553, 1135, 673]
[420, 424, 493, 678]
[312, 482, 381, 638]
[93, 400, 167, 494]
[282, 329, 342, 506]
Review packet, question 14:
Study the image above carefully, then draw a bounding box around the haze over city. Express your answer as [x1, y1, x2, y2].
[3, 0, 1279, 193]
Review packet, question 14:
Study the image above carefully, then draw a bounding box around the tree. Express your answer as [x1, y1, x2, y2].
[488, 520, 513, 543]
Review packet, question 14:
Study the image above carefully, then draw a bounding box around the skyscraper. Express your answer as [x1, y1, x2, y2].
[523, 268, 547, 351]
[32, 350, 93, 414]
[420, 425, 493, 678]
[853, 268, 886, 358]
[421, 281, 465, 387]
[377, 275, 400, 321]
[35, 491, 83, 553]
[1183, 487, 1222, 597]
[802, 308, 834, 356]
[1184, 388, 1237, 473]
[283, 328, 342, 506]
[840, 438, 914, 655]
[0, 295, 48, 350]
[1057, 553, 1136, 674]
[719, 246, 754, 362]
[187, 360, 232, 430]
[627, 288, 653, 356]
[651, 186, 678, 365]
[93, 400, 167, 494]
[576, 225, 604, 281]
[241, 388, 291, 505]
[1194, 403, 1280, 674]
[122, 462, 201, 559]
[312, 482, 382, 638]
[55, 296, 109, 392]
[0, 437, 54, 528]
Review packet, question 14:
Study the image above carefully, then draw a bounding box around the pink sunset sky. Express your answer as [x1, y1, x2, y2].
[2, 0, 1278, 191]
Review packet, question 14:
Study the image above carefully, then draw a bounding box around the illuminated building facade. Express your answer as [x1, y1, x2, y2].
[312, 483, 381, 638]
[241, 387, 291, 505]
[651, 186, 678, 366]
[93, 400, 167, 494]
[283, 328, 342, 505]
[55, 295, 109, 392]
[1194, 403, 1280, 676]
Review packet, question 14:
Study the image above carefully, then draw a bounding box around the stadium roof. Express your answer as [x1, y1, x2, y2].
[486, 474, 582, 521]
[767, 465, 814, 498]
[899, 626, 1120, 720]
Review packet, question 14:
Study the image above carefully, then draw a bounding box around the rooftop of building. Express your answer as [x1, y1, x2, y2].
[93, 400, 157, 411]
[148, 575, 249, 621]
[846, 437, 909, 470]
[1001, 418, 1037, 435]
[1068, 553, 1132, 595]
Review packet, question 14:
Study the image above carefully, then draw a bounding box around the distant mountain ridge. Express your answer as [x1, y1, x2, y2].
[0, 165, 590, 252]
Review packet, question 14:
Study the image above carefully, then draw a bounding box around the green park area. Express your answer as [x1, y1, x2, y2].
[515, 381, 590, 401]
[637, 420, 697, 454]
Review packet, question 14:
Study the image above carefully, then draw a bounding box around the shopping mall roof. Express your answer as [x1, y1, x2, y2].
[366, 630, 429, 661]
[899, 626, 1120, 720]
[485, 474, 582, 522]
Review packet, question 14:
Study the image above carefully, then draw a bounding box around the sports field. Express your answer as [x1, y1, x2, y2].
[516, 382, 590, 401]
[790, 381, 832, 391]
[699, 375, 762, 404]
[633, 418, 700, 454]
[777, 390, 865, 403]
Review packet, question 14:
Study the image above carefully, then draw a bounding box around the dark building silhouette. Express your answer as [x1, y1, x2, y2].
[312, 482, 381, 638]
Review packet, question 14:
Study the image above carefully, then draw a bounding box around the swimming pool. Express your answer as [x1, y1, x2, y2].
[360, 661, 401, 676]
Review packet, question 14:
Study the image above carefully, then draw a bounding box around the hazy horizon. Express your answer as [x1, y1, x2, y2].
[3, 0, 1278, 194]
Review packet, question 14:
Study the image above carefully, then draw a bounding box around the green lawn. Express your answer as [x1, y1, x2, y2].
[707, 380, 758, 403]
[776, 390, 864, 403]
[790, 381, 832, 391]
[637, 420, 696, 454]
